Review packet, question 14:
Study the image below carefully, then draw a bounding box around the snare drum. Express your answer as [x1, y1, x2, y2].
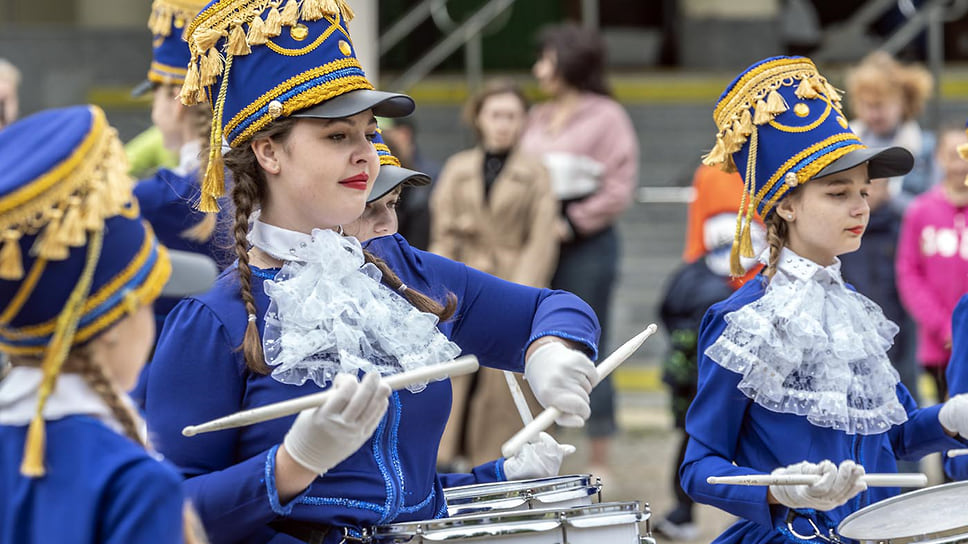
[369, 501, 651, 544]
[443, 474, 602, 516]
[837, 480, 968, 544]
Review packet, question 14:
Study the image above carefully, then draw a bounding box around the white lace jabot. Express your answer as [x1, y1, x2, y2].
[705, 248, 906, 435]
[256, 227, 461, 391]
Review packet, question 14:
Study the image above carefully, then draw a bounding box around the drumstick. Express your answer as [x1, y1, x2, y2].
[501, 324, 658, 458]
[503, 370, 534, 424]
[706, 473, 928, 488]
[182, 356, 480, 437]
[947, 448, 968, 458]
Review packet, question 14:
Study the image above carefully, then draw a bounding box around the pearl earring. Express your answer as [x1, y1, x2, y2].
[787, 214, 793, 220]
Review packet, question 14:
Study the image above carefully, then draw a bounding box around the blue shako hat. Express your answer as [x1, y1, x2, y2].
[703, 56, 912, 275]
[181, 0, 415, 212]
[370, 129, 430, 203]
[0, 105, 172, 477]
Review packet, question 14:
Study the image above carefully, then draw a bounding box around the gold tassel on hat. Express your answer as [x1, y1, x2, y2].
[301, 0, 338, 21]
[736, 108, 753, 138]
[246, 15, 268, 46]
[765, 89, 788, 115]
[0, 229, 23, 281]
[264, 3, 283, 36]
[279, 0, 299, 27]
[337, 0, 355, 20]
[33, 209, 69, 261]
[181, 59, 203, 105]
[824, 80, 843, 103]
[753, 98, 771, 125]
[198, 54, 234, 213]
[701, 134, 728, 168]
[59, 197, 86, 248]
[193, 28, 225, 52]
[795, 76, 819, 99]
[227, 23, 251, 56]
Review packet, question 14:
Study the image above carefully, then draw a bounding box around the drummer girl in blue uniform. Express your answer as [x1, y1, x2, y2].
[0, 105, 208, 543]
[680, 56, 968, 544]
[142, 2, 600, 542]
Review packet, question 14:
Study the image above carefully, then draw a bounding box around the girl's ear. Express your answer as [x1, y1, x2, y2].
[775, 196, 796, 222]
[250, 138, 280, 175]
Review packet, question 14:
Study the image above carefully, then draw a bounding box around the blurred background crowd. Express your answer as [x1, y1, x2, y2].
[3, 0, 968, 541]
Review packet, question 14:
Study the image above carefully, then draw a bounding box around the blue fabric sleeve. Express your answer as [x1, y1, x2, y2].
[890, 384, 967, 462]
[438, 459, 506, 488]
[945, 295, 968, 479]
[102, 458, 186, 544]
[144, 299, 301, 543]
[441, 255, 600, 370]
[679, 308, 779, 530]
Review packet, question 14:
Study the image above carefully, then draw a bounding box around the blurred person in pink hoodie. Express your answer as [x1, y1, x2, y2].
[897, 124, 968, 398]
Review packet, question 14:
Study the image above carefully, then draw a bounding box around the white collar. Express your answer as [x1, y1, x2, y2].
[0, 367, 118, 429]
[174, 140, 202, 176]
[247, 211, 318, 262]
[769, 247, 844, 286]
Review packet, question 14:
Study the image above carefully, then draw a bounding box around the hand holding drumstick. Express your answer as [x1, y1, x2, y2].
[707, 460, 928, 511]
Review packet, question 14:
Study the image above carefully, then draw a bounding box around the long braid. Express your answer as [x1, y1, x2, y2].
[763, 211, 788, 280]
[230, 160, 270, 375]
[364, 251, 456, 321]
[74, 348, 145, 447]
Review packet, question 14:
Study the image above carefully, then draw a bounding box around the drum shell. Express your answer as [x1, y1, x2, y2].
[443, 474, 602, 516]
[369, 501, 649, 544]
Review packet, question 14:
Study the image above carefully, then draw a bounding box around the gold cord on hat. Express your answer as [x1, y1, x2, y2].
[20, 228, 104, 477]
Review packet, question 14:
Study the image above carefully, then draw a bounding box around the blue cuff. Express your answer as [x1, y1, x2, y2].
[264, 444, 311, 516]
[495, 458, 507, 481]
[527, 330, 599, 360]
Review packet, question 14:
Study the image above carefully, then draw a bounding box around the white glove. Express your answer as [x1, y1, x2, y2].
[768, 460, 867, 511]
[503, 432, 576, 480]
[283, 373, 391, 474]
[524, 341, 597, 427]
[939, 393, 968, 438]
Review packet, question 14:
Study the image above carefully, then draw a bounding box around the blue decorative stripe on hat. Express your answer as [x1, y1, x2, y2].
[373, 130, 401, 167]
[226, 61, 368, 145]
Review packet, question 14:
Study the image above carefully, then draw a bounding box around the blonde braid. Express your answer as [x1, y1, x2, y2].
[763, 211, 788, 280]
[74, 348, 145, 446]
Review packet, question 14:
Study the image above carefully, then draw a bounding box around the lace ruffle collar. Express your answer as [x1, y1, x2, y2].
[705, 248, 906, 435]
[249, 222, 461, 391]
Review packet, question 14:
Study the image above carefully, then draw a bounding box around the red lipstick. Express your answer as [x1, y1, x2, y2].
[846, 226, 864, 236]
[339, 172, 369, 191]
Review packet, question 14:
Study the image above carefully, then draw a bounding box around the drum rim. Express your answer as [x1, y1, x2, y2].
[443, 473, 601, 504]
[837, 480, 968, 543]
[371, 500, 643, 538]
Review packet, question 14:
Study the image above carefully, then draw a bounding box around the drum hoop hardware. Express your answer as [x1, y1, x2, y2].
[784, 511, 843, 544]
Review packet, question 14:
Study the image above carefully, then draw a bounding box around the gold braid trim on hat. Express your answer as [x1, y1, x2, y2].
[0, 106, 134, 282]
[375, 143, 402, 167]
[181, 0, 355, 212]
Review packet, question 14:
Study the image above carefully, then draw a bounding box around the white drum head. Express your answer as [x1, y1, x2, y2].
[838, 481, 968, 543]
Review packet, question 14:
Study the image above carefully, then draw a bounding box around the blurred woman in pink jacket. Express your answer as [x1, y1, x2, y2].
[897, 125, 968, 397]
